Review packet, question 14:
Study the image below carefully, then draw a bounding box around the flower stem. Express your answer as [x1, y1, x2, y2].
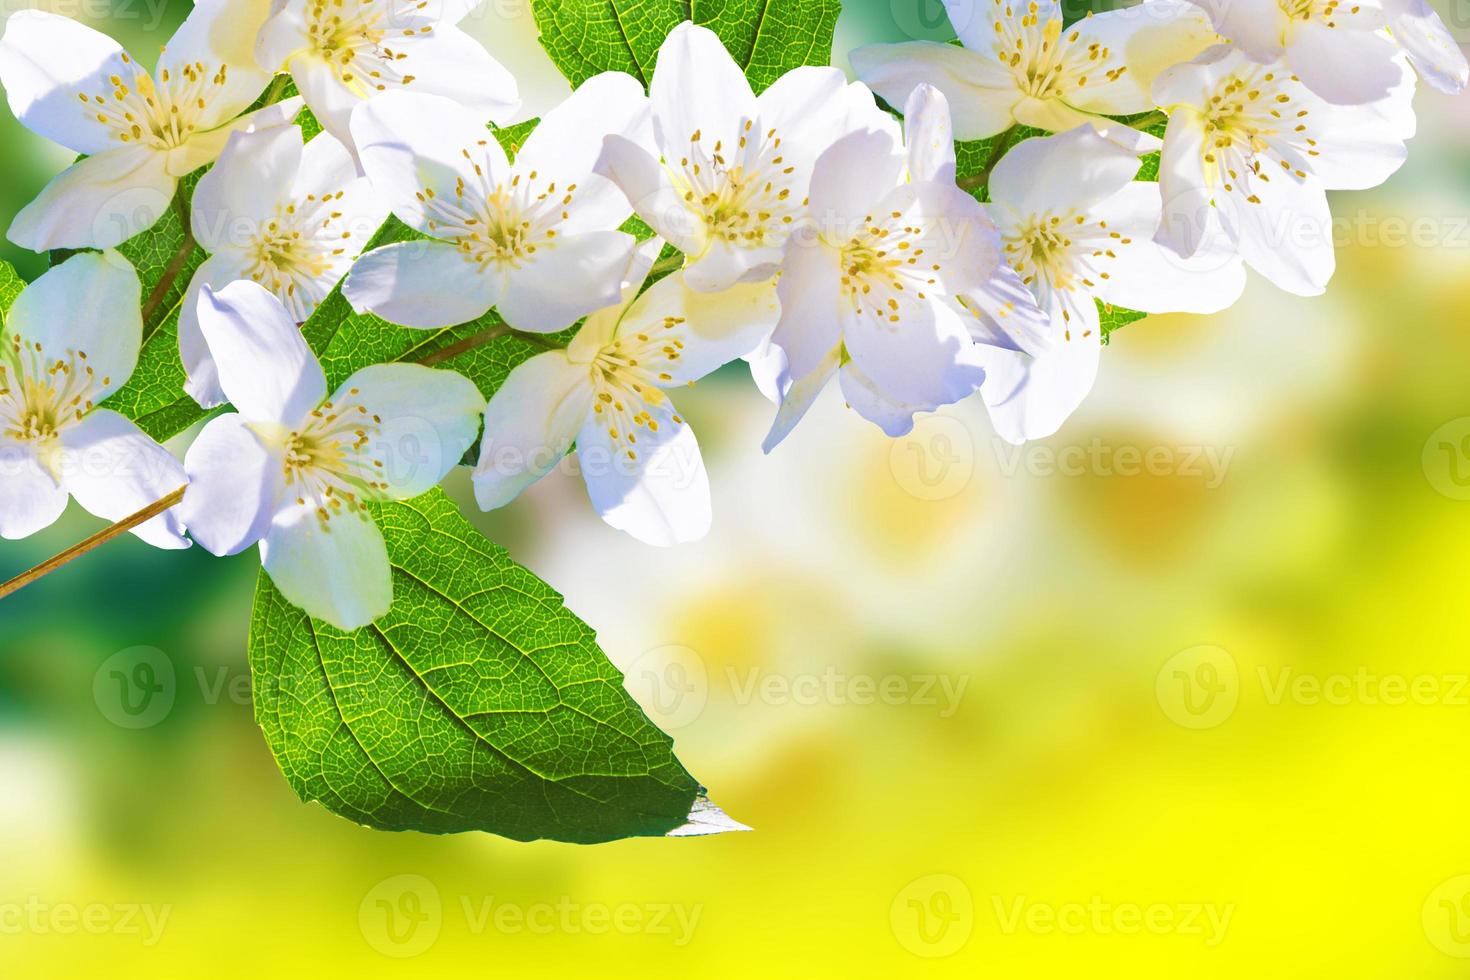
[140, 192, 196, 329]
[416, 323, 562, 367]
[957, 125, 1021, 195]
[0, 486, 188, 602]
[1122, 110, 1169, 133]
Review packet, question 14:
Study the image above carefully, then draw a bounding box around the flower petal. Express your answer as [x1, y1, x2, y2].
[6, 250, 142, 401]
[177, 251, 256, 409]
[649, 23, 756, 160]
[57, 409, 188, 549]
[770, 239, 844, 379]
[331, 363, 485, 500]
[261, 501, 392, 631]
[808, 129, 906, 232]
[385, 25, 519, 126]
[496, 231, 636, 334]
[196, 280, 326, 424]
[191, 125, 303, 248]
[1389, 1, 1469, 94]
[975, 314, 1102, 445]
[181, 412, 282, 556]
[961, 261, 1054, 357]
[8, 146, 175, 251]
[0, 10, 134, 155]
[165, 97, 304, 178]
[594, 134, 705, 256]
[577, 398, 710, 547]
[904, 84, 956, 184]
[1289, 20, 1402, 105]
[762, 345, 840, 453]
[343, 240, 501, 329]
[989, 126, 1140, 217]
[158, 0, 274, 130]
[472, 351, 592, 511]
[849, 40, 1017, 142]
[0, 439, 67, 540]
[841, 296, 986, 421]
[617, 270, 782, 384]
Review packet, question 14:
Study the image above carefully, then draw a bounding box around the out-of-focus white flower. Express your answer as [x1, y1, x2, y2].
[850, 0, 1217, 140]
[474, 241, 779, 547]
[762, 85, 1001, 448]
[0, 252, 187, 547]
[1381, 0, 1468, 94]
[1153, 45, 1416, 296]
[1184, 0, 1403, 104]
[0, 3, 299, 250]
[345, 75, 649, 333]
[255, 0, 518, 160]
[594, 21, 878, 293]
[181, 125, 388, 409]
[181, 281, 483, 629]
[975, 126, 1246, 444]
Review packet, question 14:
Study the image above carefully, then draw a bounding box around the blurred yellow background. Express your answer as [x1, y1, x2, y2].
[4, 1, 1470, 975]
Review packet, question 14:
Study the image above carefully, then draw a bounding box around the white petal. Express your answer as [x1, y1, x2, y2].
[577, 399, 710, 547]
[496, 231, 636, 333]
[961, 262, 1054, 356]
[472, 351, 592, 511]
[1390, 3, 1469, 94]
[649, 23, 756, 160]
[343, 240, 501, 329]
[808, 129, 906, 232]
[332, 363, 485, 500]
[946, 0, 1061, 50]
[1155, 111, 1213, 259]
[770, 239, 844, 379]
[181, 413, 282, 556]
[0, 10, 133, 155]
[165, 97, 304, 178]
[196, 281, 326, 424]
[158, 0, 274, 130]
[1218, 170, 1335, 297]
[988, 127, 1140, 216]
[565, 237, 667, 361]
[1290, 21, 1403, 104]
[191, 125, 303, 249]
[1090, 0, 1222, 102]
[849, 41, 1018, 141]
[385, 25, 519, 126]
[839, 356, 971, 439]
[177, 251, 256, 409]
[594, 134, 705, 256]
[1187, 0, 1286, 61]
[903, 84, 956, 184]
[350, 90, 509, 235]
[1086, 183, 1245, 315]
[617, 270, 782, 383]
[8, 146, 175, 251]
[976, 316, 1101, 445]
[7, 250, 142, 401]
[1300, 68, 1416, 190]
[682, 235, 781, 294]
[841, 297, 986, 419]
[261, 502, 391, 630]
[57, 409, 188, 549]
[512, 71, 649, 226]
[755, 65, 854, 177]
[762, 346, 840, 453]
[0, 439, 67, 540]
[256, 2, 309, 71]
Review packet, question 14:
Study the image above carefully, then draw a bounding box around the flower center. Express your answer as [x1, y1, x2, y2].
[305, 0, 423, 95]
[247, 192, 354, 321]
[0, 337, 108, 445]
[838, 211, 939, 326]
[1278, 0, 1344, 24]
[1199, 70, 1313, 198]
[988, 5, 1124, 102]
[82, 51, 230, 150]
[420, 156, 572, 269]
[588, 317, 689, 463]
[670, 120, 802, 249]
[280, 388, 389, 527]
[1005, 210, 1126, 335]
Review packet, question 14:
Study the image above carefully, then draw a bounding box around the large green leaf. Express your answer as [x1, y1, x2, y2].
[531, 0, 842, 91]
[0, 259, 23, 317]
[249, 488, 730, 842]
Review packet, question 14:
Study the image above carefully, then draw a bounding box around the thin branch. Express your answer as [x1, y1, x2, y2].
[0, 486, 188, 602]
[415, 324, 562, 367]
[1121, 110, 1169, 133]
[261, 73, 291, 107]
[957, 125, 1020, 195]
[140, 193, 196, 328]
[648, 253, 685, 278]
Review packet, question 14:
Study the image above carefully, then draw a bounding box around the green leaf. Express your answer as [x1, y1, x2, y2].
[249, 488, 728, 842]
[531, 0, 842, 91]
[0, 259, 23, 318]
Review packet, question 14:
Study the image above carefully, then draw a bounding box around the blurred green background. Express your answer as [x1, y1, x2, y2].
[5, 1, 1470, 975]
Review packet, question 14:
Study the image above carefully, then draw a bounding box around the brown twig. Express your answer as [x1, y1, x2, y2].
[140, 194, 196, 328]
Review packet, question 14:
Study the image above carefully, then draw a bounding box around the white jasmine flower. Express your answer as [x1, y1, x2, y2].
[761, 86, 1001, 449]
[473, 241, 779, 547]
[344, 74, 650, 333]
[975, 126, 1246, 444]
[0, 3, 299, 250]
[1184, 0, 1404, 104]
[1381, 0, 1468, 95]
[850, 0, 1217, 140]
[0, 252, 187, 547]
[594, 21, 876, 293]
[180, 281, 484, 629]
[255, 0, 519, 159]
[180, 125, 388, 409]
[1153, 45, 1416, 296]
